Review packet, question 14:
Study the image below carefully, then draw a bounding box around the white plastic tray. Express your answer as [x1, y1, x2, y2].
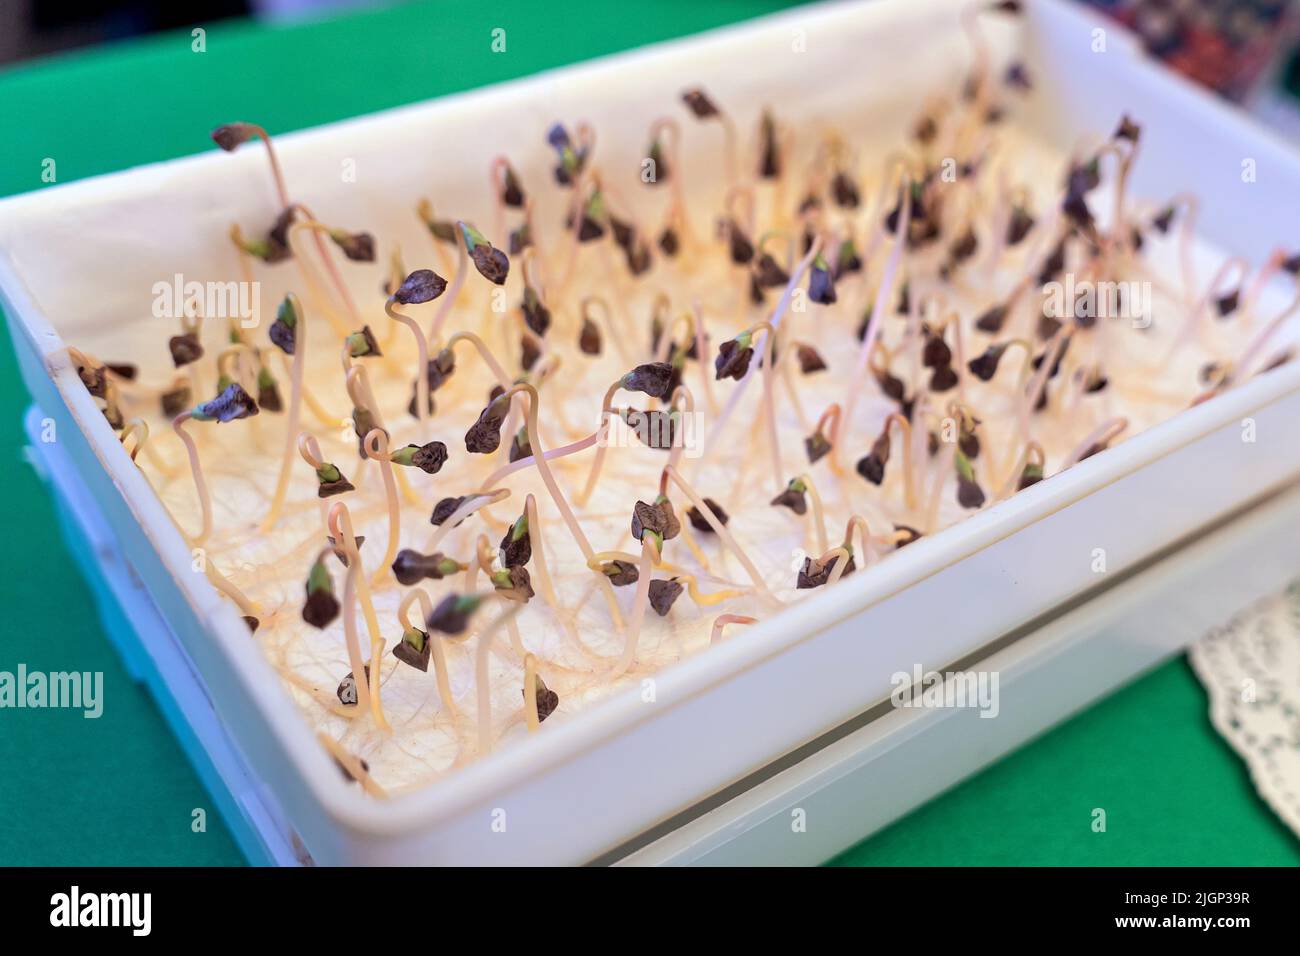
[4, 0, 1300, 865]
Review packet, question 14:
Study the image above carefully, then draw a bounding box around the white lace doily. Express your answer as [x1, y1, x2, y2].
[1189, 581, 1300, 837]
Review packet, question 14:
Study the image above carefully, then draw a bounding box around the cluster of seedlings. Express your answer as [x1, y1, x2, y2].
[64, 1, 1296, 792]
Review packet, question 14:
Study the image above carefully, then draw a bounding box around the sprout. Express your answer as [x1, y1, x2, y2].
[1018, 461, 1044, 490]
[807, 253, 837, 304]
[192, 383, 259, 423]
[658, 226, 680, 257]
[1215, 289, 1240, 318]
[430, 496, 468, 527]
[521, 284, 551, 337]
[797, 552, 855, 589]
[968, 342, 1008, 381]
[161, 385, 192, 418]
[681, 88, 719, 118]
[577, 189, 606, 241]
[508, 426, 533, 462]
[834, 238, 862, 278]
[758, 109, 780, 178]
[465, 394, 510, 454]
[648, 579, 684, 616]
[714, 335, 755, 382]
[329, 229, 376, 263]
[337, 668, 369, 706]
[955, 451, 986, 509]
[686, 497, 729, 532]
[392, 627, 431, 672]
[856, 429, 892, 485]
[393, 268, 448, 305]
[391, 549, 463, 585]
[1006, 205, 1035, 245]
[417, 200, 458, 243]
[599, 560, 641, 587]
[975, 303, 1009, 334]
[459, 222, 510, 284]
[830, 170, 860, 209]
[621, 407, 679, 450]
[74, 359, 107, 399]
[491, 566, 535, 603]
[623, 361, 676, 399]
[631, 497, 681, 551]
[310, 463, 356, 502]
[727, 220, 755, 264]
[545, 122, 588, 185]
[256, 367, 282, 412]
[426, 593, 483, 636]
[499, 512, 532, 568]
[922, 327, 952, 369]
[500, 162, 526, 207]
[949, 228, 978, 264]
[1004, 62, 1032, 90]
[302, 554, 340, 629]
[525, 673, 560, 722]
[754, 252, 790, 288]
[268, 295, 298, 354]
[805, 429, 832, 464]
[169, 333, 204, 368]
[647, 136, 669, 183]
[391, 441, 448, 474]
[771, 477, 808, 515]
[579, 317, 602, 355]
[795, 344, 827, 375]
[344, 326, 382, 358]
[1114, 114, 1141, 143]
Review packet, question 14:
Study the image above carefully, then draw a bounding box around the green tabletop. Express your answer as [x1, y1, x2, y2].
[1, 0, 1295, 867]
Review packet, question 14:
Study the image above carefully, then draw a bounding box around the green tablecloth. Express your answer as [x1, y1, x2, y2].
[0, 0, 1295, 867]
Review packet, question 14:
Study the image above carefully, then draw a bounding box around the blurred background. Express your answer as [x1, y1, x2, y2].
[3, 1, 1299, 130]
[0, 0, 385, 64]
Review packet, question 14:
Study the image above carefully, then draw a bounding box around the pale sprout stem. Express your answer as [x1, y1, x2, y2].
[475, 601, 525, 754]
[316, 732, 388, 798]
[328, 503, 390, 731]
[1062, 417, 1128, 471]
[613, 535, 660, 678]
[386, 298, 430, 427]
[837, 178, 911, 466]
[172, 412, 213, 544]
[399, 588, 458, 722]
[665, 465, 775, 599]
[711, 614, 758, 645]
[262, 293, 307, 531]
[363, 429, 402, 589]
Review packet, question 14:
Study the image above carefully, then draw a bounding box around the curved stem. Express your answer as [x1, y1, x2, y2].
[489, 384, 626, 634]
[664, 465, 775, 599]
[710, 614, 758, 645]
[475, 601, 524, 754]
[701, 237, 824, 462]
[613, 535, 659, 678]
[262, 293, 307, 531]
[523, 653, 542, 733]
[328, 503, 390, 731]
[386, 298, 430, 426]
[172, 413, 212, 544]
[399, 588, 457, 722]
[1062, 417, 1128, 470]
[797, 471, 829, 556]
[429, 241, 468, 346]
[837, 178, 911, 465]
[363, 429, 402, 589]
